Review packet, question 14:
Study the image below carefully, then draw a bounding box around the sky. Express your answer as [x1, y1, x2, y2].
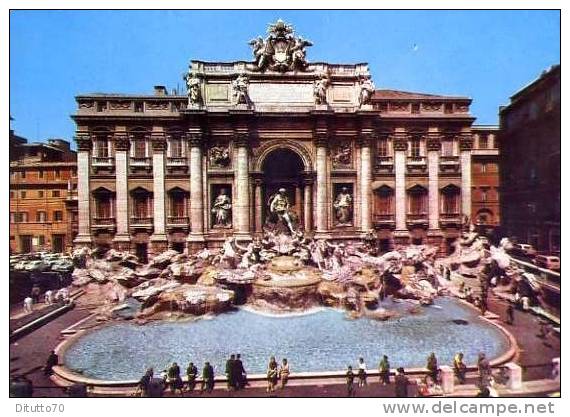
[9, 10, 560, 144]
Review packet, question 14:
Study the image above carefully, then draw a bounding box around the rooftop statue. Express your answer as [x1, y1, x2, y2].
[184, 72, 202, 106]
[249, 19, 313, 72]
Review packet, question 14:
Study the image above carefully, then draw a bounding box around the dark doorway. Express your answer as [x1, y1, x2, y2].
[172, 242, 185, 253]
[379, 239, 391, 254]
[52, 234, 65, 253]
[135, 243, 148, 264]
[261, 148, 305, 225]
[446, 238, 456, 255]
[20, 235, 32, 253]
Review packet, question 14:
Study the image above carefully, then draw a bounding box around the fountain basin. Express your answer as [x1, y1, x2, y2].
[59, 297, 514, 382]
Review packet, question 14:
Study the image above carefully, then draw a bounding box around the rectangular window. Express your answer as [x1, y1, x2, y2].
[134, 102, 144, 113]
[38, 235, 45, 246]
[377, 139, 388, 157]
[409, 193, 426, 214]
[410, 140, 421, 157]
[10, 191, 14, 199]
[442, 193, 459, 213]
[169, 139, 183, 158]
[134, 140, 146, 158]
[481, 190, 487, 201]
[479, 134, 488, 149]
[54, 211, 63, 221]
[20, 212, 29, 223]
[38, 190, 44, 198]
[36, 211, 47, 222]
[441, 140, 454, 156]
[411, 103, 420, 114]
[55, 169, 61, 178]
[170, 195, 186, 217]
[53, 190, 60, 197]
[96, 102, 106, 112]
[39, 169, 44, 178]
[96, 197, 113, 218]
[96, 140, 109, 158]
[21, 191, 26, 199]
[376, 192, 393, 215]
[21, 171, 26, 179]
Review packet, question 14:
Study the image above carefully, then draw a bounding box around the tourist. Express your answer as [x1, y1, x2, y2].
[137, 367, 153, 397]
[44, 290, 54, 305]
[186, 362, 198, 393]
[378, 355, 390, 385]
[167, 362, 183, 394]
[31, 285, 41, 304]
[417, 375, 443, 397]
[395, 367, 409, 398]
[453, 352, 467, 384]
[43, 350, 58, 376]
[506, 304, 515, 325]
[280, 358, 290, 389]
[225, 354, 236, 390]
[23, 297, 33, 313]
[357, 357, 367, 387]
[475, 386, 490, 397]
[477, 353, 491, 388]
[266, 356, 279, 393]
[426, 352, 439, 382]
[346, 365, 355, 397]
[201, 361, 214, 394]
[234, 354, 247, 390]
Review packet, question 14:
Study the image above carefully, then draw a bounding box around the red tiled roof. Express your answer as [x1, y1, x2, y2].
[372, 89, 469, 100]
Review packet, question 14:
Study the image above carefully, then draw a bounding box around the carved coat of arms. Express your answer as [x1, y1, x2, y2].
[249, 19, 313, 72]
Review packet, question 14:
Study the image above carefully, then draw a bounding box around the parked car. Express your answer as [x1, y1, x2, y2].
[50, 259, 74, 273]
[13, 261, 28, 271]
[24, 260, 51, 272]
[516, 244, 537, 258]
[535, 255, 560, 272]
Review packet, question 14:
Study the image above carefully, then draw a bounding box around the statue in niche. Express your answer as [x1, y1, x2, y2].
[332, 142, 352, 166]
[209, 144, 230, 167]
[334, 187, 353, 225]
[268, 188, 296, 235]
[184, 72, 202, 105]
[212, 188, 232, 227]
[359, 76, 375, 107]
[313, 74, 329, 105]
[232, 73, 250, 105]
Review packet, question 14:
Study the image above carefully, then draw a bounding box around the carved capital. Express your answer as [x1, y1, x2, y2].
[426, 135, 441, 151]
[393, 134, 408, 152]
[233, 133, 249, 148]
[113, 134, 130, 151]
[314, 133, 329, 148]
[459, 135, 473, 151]
[151, 138, 168, 152]
[187, 132, 204, 148]
[357, 132, 376, 148]
[75, 135, 92, 152]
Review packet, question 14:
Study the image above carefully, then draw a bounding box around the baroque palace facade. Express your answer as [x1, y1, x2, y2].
[73, 21, 478, 259]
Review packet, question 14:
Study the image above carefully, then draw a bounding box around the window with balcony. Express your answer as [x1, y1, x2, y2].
[95, 138, 109, 158]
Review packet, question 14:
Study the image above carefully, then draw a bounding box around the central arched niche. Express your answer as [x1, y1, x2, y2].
[261, 148, 305, 226]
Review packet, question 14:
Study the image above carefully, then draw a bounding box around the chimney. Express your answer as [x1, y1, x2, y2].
[154, 85, 168, 96]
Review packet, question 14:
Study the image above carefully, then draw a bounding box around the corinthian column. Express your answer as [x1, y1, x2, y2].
[112, 133, 131, 251]
[427, 134, 441, 231]
[234, 133, 251, 239]
[150, 133, 168, 254]
[315, 134, 328, 235]
[358, 133, 373, 232]
[187, 132, 205, 248]
[73, 134, 92, 247]
[460, 134, 473, 220]
[303, 177, 313, 232]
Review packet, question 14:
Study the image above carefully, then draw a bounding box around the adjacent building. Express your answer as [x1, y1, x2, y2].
[72, 21, 480, 259]
[499, 65, 560, 255]
[9, 132, 78, 254]
[471, 125, 500, 234]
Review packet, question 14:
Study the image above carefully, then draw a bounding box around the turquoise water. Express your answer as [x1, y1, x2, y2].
[63, 297, 509, 380]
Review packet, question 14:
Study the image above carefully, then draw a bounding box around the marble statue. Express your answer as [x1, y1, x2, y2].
[269, 188, 296, 234]
[232, 73, 250, 105]
[333, 187, 353, 224]
[184, 72, 202, 105]
[212, 188, 232, 227]
[358, 76, 375, 107]
[314, 75, 329, 105]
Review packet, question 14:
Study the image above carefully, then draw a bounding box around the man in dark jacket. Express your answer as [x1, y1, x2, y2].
[234, 353, 247, 390]
[167, 362, 182, 394]
[395, 367, 410, 398]
[186, 362, 198, 393]
[225, 354, 236, 390]
[44, 350, 58, 376]
[201, 362, 214, 394]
